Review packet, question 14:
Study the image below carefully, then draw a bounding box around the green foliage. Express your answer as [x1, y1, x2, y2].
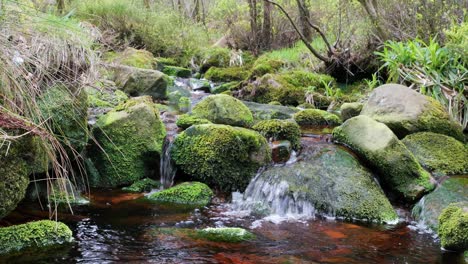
[0, 220, 73, 254]
[376, 39, 468, 129]
[294, 109, 341, 127]
[252, 119, 301, 150]
[122, 178, 161, 193]
[445, 22, 468, 64]
[147, 182, 213, 206]
[170, 124, 271, 191]
[196, 227, 255, 243]
[438, 204, 468, 252]
[176, 114, 212, 130]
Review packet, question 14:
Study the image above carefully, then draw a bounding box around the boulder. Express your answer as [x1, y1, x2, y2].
[170, 124, 271, 191]
[0, 220, 73, 255]
[147, 182, 213, 206]
[192, 94, 254, 127]
[241, 144, 398, 222]
[412, 176, 467, 231]
[340, 102, 363, 121]
[270, 140, 292, 163]
[294, 109, 341, 128]
[88, 96, 166, 187]
[242, 101, 299, 121]
[210, 81, 239, 94]
[104, 47, 155, 69]
[176, 114, 212, 130]
[333, 116, 434, 202]
[360, 84, 464, 141]
[402, 132, 468, 177]
[252, 119, 301, 150]
[438, 204, 468, 252]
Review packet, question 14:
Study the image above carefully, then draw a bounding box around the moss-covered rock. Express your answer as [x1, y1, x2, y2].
[279, 70, 335, 89]
[122, 178, 161, 193]
[270, 140, 293, 163]
[238, 74, 306, 106]
[244, 144, 398, 222]
[340, 102, 363, 121]
[192, 94, 254, 127]
[104, 47, 155, 69]
[252, 119, 301, 150]
[111, 65, 169, 100]
[88, 96, 166, 187]
[155, 57, 178, 70]
[0, 220, 73, 255]
[402, 132, 468, 177]
[438, 204, 468, 251]
[243, 101, 299, 121]
[162, 66, 192, 78]
[190, 78, 211, 92]
[176, 114, 212, 130]
[294, 109, 341, 128]
[39, 85, 88, 154]
[412, 177, 467, 231]
[147, 182, 213, 206]
[210, 81, 240, 94]
[170, 124, 271, 191]
[196, 227, 255, 243]
[85, 85, 128, 109]
[198, 47, 231, 73]
[204, 67, 250, 82]
[361, 84, 464, 141]
[250, 57, 285, 77]
[333, 116, 435, 202]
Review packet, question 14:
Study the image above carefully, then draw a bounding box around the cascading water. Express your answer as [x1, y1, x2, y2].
[160, 138, 177, 189]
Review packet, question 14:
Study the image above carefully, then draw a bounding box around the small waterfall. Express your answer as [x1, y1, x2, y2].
[160, 138, 177, 189]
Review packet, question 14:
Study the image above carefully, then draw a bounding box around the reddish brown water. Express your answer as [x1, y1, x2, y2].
[0, 188, 465, 264]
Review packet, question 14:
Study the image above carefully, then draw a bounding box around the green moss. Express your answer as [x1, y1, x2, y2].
[250, 57, 285, 77]
[294, 109, 341, 127]
[333, 116, 434, 202]
[340, 102, 363, 121]
[122, 178, 161, 193]
[438, 204, 468, 251]
[148, 182, 213, 206]
[162, 66, 192, 78]
[279, 70, 335, 89]
[171, 124, 271, 191]
[210, 81, 240, 94]
[402, 132, 468, 177]
[176, 114, 212, 129]
[198, 47, 231, 73]
[156, 57, 178, 69]
[0, 220, 73, 254]
[252, 119, 301, 150]
[204, 67, 250, 82]
[88, 96, 166, 187]
[39, 85, 89, 153]
[104, 47, 155, 69]
[196, 227, 255, 243]
[268, 101, 282, 106]
[192, 94, 254, 127]
[86, 86, 129, 108]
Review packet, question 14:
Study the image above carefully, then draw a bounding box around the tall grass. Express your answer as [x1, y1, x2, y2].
[376, 38, 468, 129]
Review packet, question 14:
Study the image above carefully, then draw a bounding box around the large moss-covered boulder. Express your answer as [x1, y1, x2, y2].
[104, 47, 155, 69]
[204, 67, 250, 82]
[147, 182, 213, 206]
[111, 65, 169, 100]
[170, 124, 271, 191]
[238, 74, 306, 106]
[192, 94, 254, 127]
[333, 116, 434, 202]
[360, 84, 464, 141]
[402, 132, 468, 177]
[39, 85, 88, 153]
[252, 119, 301, 150]
[0, 220, 73, 255]
[438, 204, 468, 252]
[412, 177, 467, 231]
[88, 96, 166, 187]
[242, 101, 299, 121]
[293, 109, 341, 128]
[242, 144, 398, 222]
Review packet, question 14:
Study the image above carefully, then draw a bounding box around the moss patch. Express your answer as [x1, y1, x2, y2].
[162, 66, 192, 78]
[252, 119, 301, 150]
[0, 220, 73, 255]
[104, 47, 155, 69]
[196, 227, 255, 243]
[279, 70, 335, 89]
[294, 109, 341, 128]
[122, 178, 161, 193]
[438, 204, 468, 251]
[171, 124, 271, 191]
[204, 67, 250, 82]
[176, 114, 212, 130]
[147, 182, 213, 206]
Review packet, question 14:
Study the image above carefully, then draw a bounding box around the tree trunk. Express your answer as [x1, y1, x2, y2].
[247, 0, 259, 54]
[193, 0, 201, 22]
[296, 0, 312, 41]
[357, 0, 389, 41]
[57, 0, 65, 14]
[144, 0, 150, 9]
[262, 0, 272, 49]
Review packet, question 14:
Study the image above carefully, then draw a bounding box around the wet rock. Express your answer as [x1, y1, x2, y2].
[192, 94, 253, 127]
[171, 124, 271, 191]
[252, 119, 301, 150]
[333, 115, 434, 202]
[196, 227, 255, 243]
[438, 203, 468, 252]
[0, 220, 73, 255]
[402, 132, 468, 177]
[241, 144, 398, 222]
[412, 177, 467, 231]
[147, 182, 213, 206]
[361, 84, 464, 141]
[340, 102, 363, 121]
[210, 81, 239, 94]
[189, 78, 211, 92]
[87, 96, 166, 187]
[270, 140, 292, 163]
[242, 101, 299, 121]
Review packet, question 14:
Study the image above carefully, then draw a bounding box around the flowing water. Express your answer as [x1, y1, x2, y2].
[160, 138, 177, 189]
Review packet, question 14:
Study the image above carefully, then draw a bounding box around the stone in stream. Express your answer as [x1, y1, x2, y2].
[122, 178, 161, 193]
[147, 182, 213, 206]
[0, 220, 73, 255]
[252, 119, 301, 150]
[204, 66, 250, 82]
[189, 78, 211, 92]
[270, 140, 292, 163]
[293, 109, 342, 129]
[175, 114, 212, 130]
[162, 66, 192, 78]
[332, 115, 434, 202]
[402, 132, 468, 178]
[360, 84, 464, 141]
[170, 124, 271, 191]
[239, 143, 397, 223]
[340, 102, 363, 121]
[191, 94, 254, 127]
[242, 101, 299, 121]
[196, 227, 255, 243]
[437, 204, 467, 252]
[87, 96, 166, 188]
[103, 47, 156, 70]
